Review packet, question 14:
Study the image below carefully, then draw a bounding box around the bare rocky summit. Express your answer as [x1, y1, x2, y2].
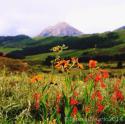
[39, 22, 83, 37]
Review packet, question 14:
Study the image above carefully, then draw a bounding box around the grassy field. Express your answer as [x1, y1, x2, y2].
[1, 57, 125, 124]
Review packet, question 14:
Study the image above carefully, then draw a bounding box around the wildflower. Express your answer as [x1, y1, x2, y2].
[88, 60, 97, 68]
[71, 106, 78, 117]
[51, 45, 62, 52]
[70, 98, 78, 105]
[30, 74, 42, 83]
[111, 89, 124, 102]
[84, 74, 93, 82]
[33, 93, 41, 110]
[96, 91, 103, 101]
[55, 59, 70, 71]
[84, 77, 89, 82]
[91, 90, 103, 101]
[100, 69, 109, 78]
[88, 73, 93, 78]
[71, 57, 78, 64]
[96, 120, 102, 124]
[77, 63, 83, 69]
[91, 91, 96, 100]
[56, 105, 61, 113]
[94, 74, 102, 83]
[96, 102, 104, 113]
[100, 80, 106, 89]
[73, 91, 79, 97]
[85, 106, 90, 113]
[56, 94, 62, 104]
[114, 79, 121, 90]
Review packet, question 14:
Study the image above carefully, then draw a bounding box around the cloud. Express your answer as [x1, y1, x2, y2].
[0, 0, 125, 36]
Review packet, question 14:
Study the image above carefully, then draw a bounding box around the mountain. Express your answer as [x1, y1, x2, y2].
[39, 22, 83, 37]
[115, 26, 125, 31]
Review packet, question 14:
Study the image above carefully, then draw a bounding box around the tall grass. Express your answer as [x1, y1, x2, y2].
[0, 62, 125, 124]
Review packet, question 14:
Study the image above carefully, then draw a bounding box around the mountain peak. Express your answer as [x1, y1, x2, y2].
[39, 22, 83, 37]
[55, 22, 69, 26]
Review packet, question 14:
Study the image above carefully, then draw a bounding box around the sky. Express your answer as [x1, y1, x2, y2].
[0, 0, 125, 36]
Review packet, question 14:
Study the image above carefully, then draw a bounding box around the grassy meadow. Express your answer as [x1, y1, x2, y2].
[1, 45, 125, 124]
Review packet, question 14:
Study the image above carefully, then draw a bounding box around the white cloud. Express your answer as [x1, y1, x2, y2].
[0, 0, 125, 36]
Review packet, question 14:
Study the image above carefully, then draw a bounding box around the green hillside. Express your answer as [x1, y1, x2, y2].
[0, 30, 125, 62]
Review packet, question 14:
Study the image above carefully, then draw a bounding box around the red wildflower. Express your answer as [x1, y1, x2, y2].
[84, 77, 89, 82]
[33, 93, 41, 101]
[91, 92, 96, 100]
[84, 74, 93, 82]
[114, 79, 121, 90]
[116, 90, 124, 101]
[94, 74, 102, 83]
[88, 60, 97, 68]
[71, 106, 78, 117]
[111, 89, 124, 102]
[100, 69, 109, 78]
[33, 93, 41, 110]
[96, 120, 102, 124]
[91, 90, 103, 101]
[56, 94, 61, 104]
[96, 102, 104, 113]
[88, 73, 93, 78]
[100, 80, 106, 89]
[70, 98, 78, 105]
[56, 105, 61, 113]
[96, 91, 103, 101]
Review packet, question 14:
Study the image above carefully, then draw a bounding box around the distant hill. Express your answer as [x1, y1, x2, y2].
[0, 35, 32, 47]
[39, 22, 83, 37]
[0, 27, 125, 62]
[115, 26, 125, 31]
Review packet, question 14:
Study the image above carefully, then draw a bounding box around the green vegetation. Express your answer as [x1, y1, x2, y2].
[1, 59, 125, 123]
[0, 30, 125, 62]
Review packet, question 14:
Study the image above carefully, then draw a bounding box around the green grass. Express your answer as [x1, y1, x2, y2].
[0, 47, 22, 53]
[1, 63, 125, 123]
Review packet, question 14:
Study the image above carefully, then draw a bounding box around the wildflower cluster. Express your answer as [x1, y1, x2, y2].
[54, 57, 83, 72]
[29, 58, 125, 124]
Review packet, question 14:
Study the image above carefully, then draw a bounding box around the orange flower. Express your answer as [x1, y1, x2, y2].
[73, 91, 79, 97]
[100, 80, 106, 89]
[33, 93, 41, 110]
[56, 94, 62, 104]
[77, 63, 83, 69]
[114, 79, 121, 90]
[55, 59, 70, 70]
[85, 106, 90, 113]
[88, 60, 97, 68]
[30, 75, 42, 83]
[71, 57, 78, 64]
